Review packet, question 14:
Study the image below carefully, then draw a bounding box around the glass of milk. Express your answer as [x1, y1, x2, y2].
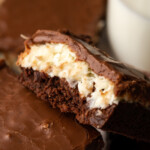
[107, 0, 150, 71]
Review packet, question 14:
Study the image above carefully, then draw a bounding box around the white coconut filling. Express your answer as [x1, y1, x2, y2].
[18, 43, 119, 109]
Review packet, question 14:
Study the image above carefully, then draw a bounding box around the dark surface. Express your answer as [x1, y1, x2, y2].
[0, 0, 106, 52]
[108, 133, 150, 150]
[101, 102, 150, 143]
[0, 62, 104, 150]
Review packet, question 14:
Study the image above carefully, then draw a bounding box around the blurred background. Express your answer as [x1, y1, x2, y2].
[107, 0, 150, 72]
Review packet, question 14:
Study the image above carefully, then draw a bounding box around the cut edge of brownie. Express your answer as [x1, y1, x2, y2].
[19, 68, 150, 143]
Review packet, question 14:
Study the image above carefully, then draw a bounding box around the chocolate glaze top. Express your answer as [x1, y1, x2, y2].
[25, 30, 150, 106]
[0, 63, 102, 150]
[26, 30, 149, 82]
[0, 0, 106, 52]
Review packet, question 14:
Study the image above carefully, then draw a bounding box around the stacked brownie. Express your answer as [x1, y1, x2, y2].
[17, 30, 150, 144]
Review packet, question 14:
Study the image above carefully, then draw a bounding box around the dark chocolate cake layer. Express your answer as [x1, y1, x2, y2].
[17, 30, 150, 142]
[20, 68, 150, 143]
[0, 0, 106, 52]
[0, 61, 104, 150]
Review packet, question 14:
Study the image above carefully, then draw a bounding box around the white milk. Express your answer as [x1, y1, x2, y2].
[122, 0, 150, 18]
[107, 0, 150, 71]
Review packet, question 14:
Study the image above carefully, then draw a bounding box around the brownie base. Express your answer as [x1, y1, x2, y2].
[19, 68, 150, 143]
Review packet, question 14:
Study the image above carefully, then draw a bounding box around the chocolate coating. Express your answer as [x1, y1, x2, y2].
[0, 0, 106, 52]
[0, 63, 103, 150]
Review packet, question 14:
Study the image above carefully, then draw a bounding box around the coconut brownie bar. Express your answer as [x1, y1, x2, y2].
[0, 60, 104, 150]
[17, 30, 150, 142]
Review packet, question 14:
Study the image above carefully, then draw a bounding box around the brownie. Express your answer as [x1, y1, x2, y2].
[17, 30, 150, 142]
[0, 0, 106, 53]
[0, 60, 104, 150]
